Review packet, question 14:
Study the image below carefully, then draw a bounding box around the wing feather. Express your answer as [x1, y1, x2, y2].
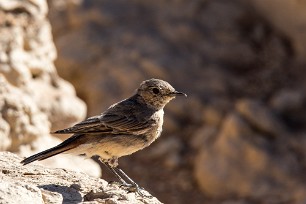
[53, 98, 155, 135]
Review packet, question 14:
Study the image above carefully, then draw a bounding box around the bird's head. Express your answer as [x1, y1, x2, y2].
[136, 78, 187, 110]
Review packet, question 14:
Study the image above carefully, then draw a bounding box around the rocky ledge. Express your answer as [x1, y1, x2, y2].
[0, 152, 161, 204]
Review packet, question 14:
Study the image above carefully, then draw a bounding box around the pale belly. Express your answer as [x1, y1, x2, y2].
[67, 139, 147, 159]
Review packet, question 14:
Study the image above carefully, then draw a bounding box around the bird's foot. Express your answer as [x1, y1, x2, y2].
[120, 183, 152, 198]
[107, 180, 152, 198]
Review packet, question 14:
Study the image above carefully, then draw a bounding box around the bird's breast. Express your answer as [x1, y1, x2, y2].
[145, 109, 164, 144]
[155, 109, 164, 137]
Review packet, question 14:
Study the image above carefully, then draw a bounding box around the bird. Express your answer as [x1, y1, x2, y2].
[21, 78, 187, 196]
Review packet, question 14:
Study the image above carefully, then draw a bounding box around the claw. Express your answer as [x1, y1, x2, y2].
[120, 183, 152, 198]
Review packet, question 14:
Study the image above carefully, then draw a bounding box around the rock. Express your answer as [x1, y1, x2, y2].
[0, 75, 100, 177]
[195, 113, 267, 198]
[190, 126, 218, 150]
[145, 136, 182, 170]
[19, 135, 101, 178]
[0, 152, 161, 204]
[270, 89, 305, 113]
[0, 0, 99, 177]
[235, 99, 288, 138]
[0, 76, 50, 152]
[0, 181, 44, 204]
[248, 0, 306, 60]
[194, 113, 306, 202]
[0, 0, 86, 148]
[270, 89, 306, 131]
[202, 106, 224, 127]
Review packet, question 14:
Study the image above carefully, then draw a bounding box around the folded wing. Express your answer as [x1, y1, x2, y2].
[53, 110, 153, 135]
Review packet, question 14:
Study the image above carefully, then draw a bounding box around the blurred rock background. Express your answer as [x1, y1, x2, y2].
[0, 0, 100, 178]
[2, 0, 306, 203]
[47, 0, 306, 203]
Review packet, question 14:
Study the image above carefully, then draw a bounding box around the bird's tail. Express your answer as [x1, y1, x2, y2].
[21, 134, 82, 165]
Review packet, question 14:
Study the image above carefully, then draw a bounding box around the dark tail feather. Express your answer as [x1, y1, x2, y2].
[21, 134, 82, 165]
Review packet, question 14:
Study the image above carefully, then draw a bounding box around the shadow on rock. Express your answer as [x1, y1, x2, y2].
[39, 184, 83, 203]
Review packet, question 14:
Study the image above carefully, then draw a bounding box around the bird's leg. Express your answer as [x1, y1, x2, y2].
[113, 166, 152, 198]
[104, 162, 128, 185]
[113, 167, 140, 188]
[95, 156, 152, 198]
[95, 156, 128, 185]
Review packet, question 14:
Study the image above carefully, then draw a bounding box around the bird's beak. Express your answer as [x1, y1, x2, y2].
[171, 91, 187, 97]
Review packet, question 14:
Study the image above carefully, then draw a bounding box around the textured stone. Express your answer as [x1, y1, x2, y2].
[0, 0, 99, 177]
[0, 0, 86, 149]
[0, 181, 44, 204]
[0, 75, 49, 152]
[0, 152, 161, 204]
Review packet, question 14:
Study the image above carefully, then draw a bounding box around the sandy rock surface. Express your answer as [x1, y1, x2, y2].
[0, 0, 100, 177]
[0, 152, 161, 204]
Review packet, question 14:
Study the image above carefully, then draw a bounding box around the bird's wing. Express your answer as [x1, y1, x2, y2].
[53, 103, 154, 135]
[52, 115, 111, 134]
[100, 113, 154, 134]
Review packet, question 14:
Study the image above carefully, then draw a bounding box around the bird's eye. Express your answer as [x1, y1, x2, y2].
[152, 88, 160, 94]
